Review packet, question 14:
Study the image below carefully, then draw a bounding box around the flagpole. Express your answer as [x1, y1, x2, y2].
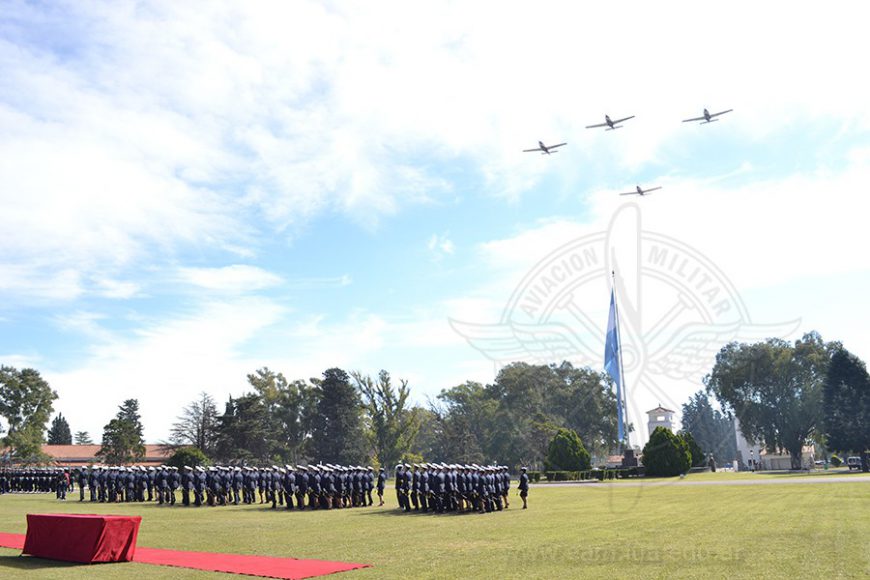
[612, 270, 629, 451]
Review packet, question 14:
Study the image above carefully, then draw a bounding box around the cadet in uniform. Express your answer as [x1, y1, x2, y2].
[518, 466, 529, 509]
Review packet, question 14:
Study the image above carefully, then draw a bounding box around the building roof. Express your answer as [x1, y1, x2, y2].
[40, 444, 173, 466]
[646, 406, 675, 414]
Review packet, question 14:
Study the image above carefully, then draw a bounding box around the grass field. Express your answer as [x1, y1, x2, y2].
[1, 473, 868, 579]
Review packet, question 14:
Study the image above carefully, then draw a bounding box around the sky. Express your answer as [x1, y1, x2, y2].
[2, 1, 870, 447]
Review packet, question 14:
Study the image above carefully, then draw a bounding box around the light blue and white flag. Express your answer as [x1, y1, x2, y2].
[604, 288, 625, 443]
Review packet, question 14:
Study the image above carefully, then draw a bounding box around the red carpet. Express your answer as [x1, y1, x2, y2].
[0, 532, 25, 550]
[1, 532, 369, 579]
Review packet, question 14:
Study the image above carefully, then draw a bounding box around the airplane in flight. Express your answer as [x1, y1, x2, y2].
[619, 185, 662, 196]
[586, 114, 635, 130]
[523, 140, 567, 154]
[682, 108, 733, 124]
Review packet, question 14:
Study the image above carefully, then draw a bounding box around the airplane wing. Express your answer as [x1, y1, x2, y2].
[710, 109, 733, 118]
[522, 148, 541, 152]
[549, 142, 567, 149]
[585, 122, 607, 129]
[612, 115, 634, 124]
[619, 191, 640, 196]
[644, 187, 662, 193]
[682, 116, 705, 123]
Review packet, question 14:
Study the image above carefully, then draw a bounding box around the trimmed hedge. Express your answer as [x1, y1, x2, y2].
[528, 467, 644, 482]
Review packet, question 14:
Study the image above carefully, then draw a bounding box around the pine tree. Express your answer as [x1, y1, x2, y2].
[309, 368, 367, 464]
[74, 431, 93, 445]
[97, 399, 146, 464]
[47, 413, 72, 444]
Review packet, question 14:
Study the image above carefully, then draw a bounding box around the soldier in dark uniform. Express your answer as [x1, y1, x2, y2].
[168, 466, 179, 504]
[126, 467, 136, 502]
[258, 467, 268, 504]
[193, 466, 205, 507]
[409, 465, 420, 510]
[55, 469, 67, 500]
[148, 467, 157, 501]
[321, 467, 335, 509]
[181, 466, 192, 506]
[376, 467, 386, 506]
[518, 466, 529, 509]
[232, 467, 244, 506]
[394, 464, 406, 510]
[294, 466, 308, 509]
[418, 464, 429, 512]
[156, 466, 167, 504]
[308, 466, 321, 509]
[365, 467, 375, 506]
[77, 468, 87, 501]
[97, 466, 107, 502]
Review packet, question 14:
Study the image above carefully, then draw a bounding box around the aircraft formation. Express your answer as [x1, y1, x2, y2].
[523, 107, 733, 197]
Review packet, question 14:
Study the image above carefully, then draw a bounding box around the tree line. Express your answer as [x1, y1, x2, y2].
[169, 362, 620, 470]
[2, 331, 868, 472]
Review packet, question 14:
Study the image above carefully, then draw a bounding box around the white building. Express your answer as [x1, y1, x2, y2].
[733, 416, 763, 470]
[646, 406, 675, 435]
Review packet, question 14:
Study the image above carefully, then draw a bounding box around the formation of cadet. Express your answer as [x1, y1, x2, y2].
[14, 464, 381, 510]
[0, 467, 71, 499]
[181, 463, 377, 509]
[393, 463, 514, 514]
[3, 462, 529, 512]
[69, 465, 177, 503]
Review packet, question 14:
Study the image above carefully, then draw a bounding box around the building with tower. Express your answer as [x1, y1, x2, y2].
[646, 405, 675, 435]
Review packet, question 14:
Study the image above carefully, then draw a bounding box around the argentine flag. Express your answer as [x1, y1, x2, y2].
[604, 288, 625, 443]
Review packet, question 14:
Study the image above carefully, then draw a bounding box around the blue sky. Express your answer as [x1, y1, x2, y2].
[2, 1, 870, 446]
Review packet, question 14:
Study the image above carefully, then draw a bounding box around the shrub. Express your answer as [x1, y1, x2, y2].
[678, 430, 706, 467]
[166, 446, 211, 469]
[642, 426, 691, 477]
[544, 428, 591, 472]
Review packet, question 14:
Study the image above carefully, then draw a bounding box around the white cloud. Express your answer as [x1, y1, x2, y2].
[177, 265, 283, 292]
[46, 296, 287, 441]
[427, 232, 455, 261]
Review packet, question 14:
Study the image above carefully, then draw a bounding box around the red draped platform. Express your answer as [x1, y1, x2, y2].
[22, 513, 141, 563]
[2, 528, 370, 579]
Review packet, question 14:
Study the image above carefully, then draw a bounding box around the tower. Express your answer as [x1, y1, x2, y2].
[646, 405, 675, 435]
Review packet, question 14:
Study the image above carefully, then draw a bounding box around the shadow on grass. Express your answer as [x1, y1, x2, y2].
[0, 554, 91, 571]
[355, 507, 502, 518]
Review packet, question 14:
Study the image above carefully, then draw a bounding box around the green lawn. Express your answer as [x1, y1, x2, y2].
[1, 477, 868, 579]
[577, 467, 870, 483]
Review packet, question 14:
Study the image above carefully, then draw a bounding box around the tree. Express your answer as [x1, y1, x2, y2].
[308, 368, 367, 465]
[0, 366, 58, 461]
[47, 413, 72, 445]
[706, 332, 833, 469]
[167, 446, 211, 469]
[97, 399, 146, 465]
[354, 370, 422, 468]
[544, 428, 591, 471]
[823, 347, 870, 471]
[74, 431, 93, 445]
[642, 426, 691, 477]
[422, 362, 618, 470]
[247, 368, 315, 464]
[170, 392, 220, 456]
[680, 391, 737, 464]
[678, 430, 705, 467]
[430, 381, 495, 465]
[214, 393, 271, 463]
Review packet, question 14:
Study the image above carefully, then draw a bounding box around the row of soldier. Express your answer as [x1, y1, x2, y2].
[0, 468, 71, 497]
[68, 464, 384, 509]
[2, 463, 529, 512]
[393, 463, 519, 514]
